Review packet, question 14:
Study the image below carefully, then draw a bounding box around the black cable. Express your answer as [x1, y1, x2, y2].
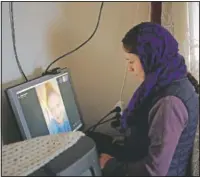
[9, 2, 28, 82]
[85, 114, 112, 133]
[44, 2, 104, 74]
[88, 115, 117, 132]
[85, 115, 109, 133]
[99, 116, 117, 125]
[85, 113, 121, 133]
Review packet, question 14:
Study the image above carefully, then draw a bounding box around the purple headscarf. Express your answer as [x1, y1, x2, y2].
[121, 22, 187, 129]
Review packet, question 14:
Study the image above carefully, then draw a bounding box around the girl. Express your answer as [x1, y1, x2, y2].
[100, 22, 199, 176]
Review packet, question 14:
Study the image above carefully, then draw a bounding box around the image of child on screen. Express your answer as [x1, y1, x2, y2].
[44, 82, 72, 134]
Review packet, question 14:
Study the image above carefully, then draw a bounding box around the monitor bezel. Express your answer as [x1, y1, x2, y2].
[6, 69, 84, 140]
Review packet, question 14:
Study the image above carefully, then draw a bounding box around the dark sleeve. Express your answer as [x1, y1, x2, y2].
[103, 96, 188, 176]
[102, 158, 127, 176]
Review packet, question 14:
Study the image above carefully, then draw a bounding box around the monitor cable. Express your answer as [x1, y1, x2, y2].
[43, 2, 104, 75]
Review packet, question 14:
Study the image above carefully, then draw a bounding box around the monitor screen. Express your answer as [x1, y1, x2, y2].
[6, 70, 83, 139]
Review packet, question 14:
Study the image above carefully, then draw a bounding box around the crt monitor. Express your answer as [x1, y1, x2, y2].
[6, 69, 83, 140]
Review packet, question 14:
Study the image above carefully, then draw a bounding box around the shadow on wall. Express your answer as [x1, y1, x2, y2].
[2, 67, 43, 145]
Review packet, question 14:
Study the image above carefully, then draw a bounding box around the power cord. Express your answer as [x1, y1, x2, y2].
[85, 114, 113, 133]
[85, 113, 120, 134]
[9, 2, 28, 82]
[43, 2, 104, 75]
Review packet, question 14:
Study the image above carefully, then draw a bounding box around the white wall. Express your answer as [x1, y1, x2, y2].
[2, 2, 150, 144]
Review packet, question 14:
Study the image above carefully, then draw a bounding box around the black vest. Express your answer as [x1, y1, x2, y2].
[124, 78, 199, 176]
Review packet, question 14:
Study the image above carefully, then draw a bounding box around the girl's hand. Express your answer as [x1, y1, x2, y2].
[99, 153, 113, 169]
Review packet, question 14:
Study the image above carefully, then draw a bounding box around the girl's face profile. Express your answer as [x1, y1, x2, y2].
[123, 47, 145, 82]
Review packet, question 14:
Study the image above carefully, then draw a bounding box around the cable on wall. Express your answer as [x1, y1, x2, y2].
[9, 2, 28, 82]
[43, 2, 104, 75]
[118, 2, 140, 102]
[119, 61, 128, 102]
